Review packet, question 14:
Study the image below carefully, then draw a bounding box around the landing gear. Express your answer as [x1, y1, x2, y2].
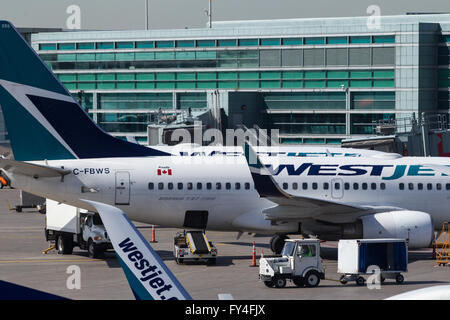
[270, 234, 289, 255]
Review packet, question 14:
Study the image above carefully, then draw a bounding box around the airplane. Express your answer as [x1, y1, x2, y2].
[0, 20, 447, 255]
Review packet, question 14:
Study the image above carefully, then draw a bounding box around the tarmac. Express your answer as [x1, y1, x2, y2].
[0, 188, 449, 300]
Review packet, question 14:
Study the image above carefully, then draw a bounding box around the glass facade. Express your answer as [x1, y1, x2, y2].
[31, 15, 450, 144]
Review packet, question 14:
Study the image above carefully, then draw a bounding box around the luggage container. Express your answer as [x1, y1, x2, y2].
[338, 239, 408, 286]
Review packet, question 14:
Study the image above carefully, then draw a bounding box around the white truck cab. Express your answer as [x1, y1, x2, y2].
[45, 199, 112, 258]
[259, 239, 324, 288]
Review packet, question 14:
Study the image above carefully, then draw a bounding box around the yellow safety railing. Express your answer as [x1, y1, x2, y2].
[436, 222, 449, 266]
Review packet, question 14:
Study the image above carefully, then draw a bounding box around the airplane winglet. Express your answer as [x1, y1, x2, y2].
[82, 200, 192, 300]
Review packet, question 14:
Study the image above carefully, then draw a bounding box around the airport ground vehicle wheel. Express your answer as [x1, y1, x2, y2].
[304, 271, 320, 287]
[57, 235, 73, 255]
[339, 275, 348, 285]
[293, 277, 305, 287]
[356, 276, 366, 286]
[263, 280, 275, 288]
[87, 239, 100, 258]
[395, 274, 404, 284]
[270, 235, 289, 255]
[273, 276, 287, 288]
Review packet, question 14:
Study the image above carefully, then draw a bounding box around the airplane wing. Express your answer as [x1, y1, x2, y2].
[0, 158, 71, 178]
[82, 200, 192, 300]
[243, 143, 382, 223]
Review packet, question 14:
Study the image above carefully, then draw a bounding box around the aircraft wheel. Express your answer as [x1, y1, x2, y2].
[270, 235, 289, 255]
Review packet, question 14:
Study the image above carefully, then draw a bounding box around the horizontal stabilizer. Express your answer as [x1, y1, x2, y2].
[0, 158, 71, 178]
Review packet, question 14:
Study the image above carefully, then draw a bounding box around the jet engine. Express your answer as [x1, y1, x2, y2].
[358, 210, 434, 249]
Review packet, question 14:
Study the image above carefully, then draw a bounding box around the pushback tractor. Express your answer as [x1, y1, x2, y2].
[259, 239, 325, 288]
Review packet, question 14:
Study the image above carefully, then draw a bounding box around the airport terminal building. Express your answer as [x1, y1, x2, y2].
[29, 14, 450, 145]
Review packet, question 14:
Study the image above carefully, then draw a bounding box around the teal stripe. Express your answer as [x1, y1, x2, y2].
[117, 255, 154, 300]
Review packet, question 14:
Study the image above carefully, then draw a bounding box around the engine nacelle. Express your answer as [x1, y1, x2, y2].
[360, 211, 433, 248]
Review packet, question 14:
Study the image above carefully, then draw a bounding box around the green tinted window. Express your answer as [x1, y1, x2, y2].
[196, 51, 216, 59]
[327, 37, 348, 44]
[96, 53, 115, 61]
[57, 54, 76, 62]
[117, 73, 135, 81]
[156, 41, 175, 48]
[115, 53, 134, 61]
[197, 72, 216, 80]
[97, 42, 114, 49]
[175, 51, 196, 60]
[77, 43, 95, 50]
[261, 38, 281, 46]
[197, 40, 215, 47]
[283, 71, 303, 79]
[176, 40, 195, 48]
[135, 52, 155, 60]
[239, 39, 258, 46]
[136, 41, 154, 48]
[373, 35, 395, 43]
[116, 42, 134, 49]
[77, 53, 95, 61]
[304, 37, 325, 45]
[78, 74, 96, 81]
[155, 52, 175, 60]
[97, 73, 115, 81]
[218, 39, 237, 47]
[350, 36, 371, 44]
[40, 43, 56, 50]
[282, 38, 302, 45]
[58, 43, 76, 50]
[136, 73, 155, 80]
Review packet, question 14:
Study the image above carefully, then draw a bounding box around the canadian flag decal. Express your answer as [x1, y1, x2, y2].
[157, 167, 172, 175]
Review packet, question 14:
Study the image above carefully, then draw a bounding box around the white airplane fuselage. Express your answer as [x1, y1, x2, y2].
[8, 155, 450, 233]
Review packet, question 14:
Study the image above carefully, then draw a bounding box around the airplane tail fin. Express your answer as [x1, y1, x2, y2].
[0, 21, 170, 161]
[243, 142, 285, 198]
[83, 200, 192, 300]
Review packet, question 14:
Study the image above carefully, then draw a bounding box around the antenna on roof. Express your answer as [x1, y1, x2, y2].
[205, 0, 212, 28]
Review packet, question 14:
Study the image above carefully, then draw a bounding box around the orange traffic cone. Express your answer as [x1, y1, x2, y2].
[250, 241, 257, 267]
[150, 225, 158, 243]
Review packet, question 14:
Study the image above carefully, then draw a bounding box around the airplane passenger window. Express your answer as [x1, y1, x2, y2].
[371, 183, 376, 190]
[207, 183, 212, 190]
[362, 183, 368, 190]
[292, 183, 298, 190]
[408, 183, 414, 190]
[427, 183, 432, 190]
[216, 182, 222, 190]
[312, 183, 318, 190]
[353, 183, 359, 190]
[283, 183, 288, 190]
[158, 182, 164, 190]
[178, 182, 183, 190]
[235, 183, 241, 190]
[399, 183, 404, 190]
[323, 183, 329, 190]
[187, 182, 193, 190]
[226, 183, 231, 190]
[334, 183, 340, 190]
[302, 183, 308, 190]
[446, 183, 450, 190]
[168, 183, 173, 190]
[148, 182, 154, 190]
[344, 183, 350, 190]
[197, 183, 202, 190]
[380, 183, 386, 190]
[437, 183, 442, 190]
[245, 183, 250, 190]
[418, 183, 423, 190]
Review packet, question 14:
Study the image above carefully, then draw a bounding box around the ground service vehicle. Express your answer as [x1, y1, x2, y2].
[259, 239, 324, 288]
[45, 199, 112, 258]
[174, 230, 217, 265]
[338, 239, 408, 285]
